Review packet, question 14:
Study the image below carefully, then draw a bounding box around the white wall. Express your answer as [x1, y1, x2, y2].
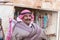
[58, 11, 60, 40]
[46, 12, 57, 35]
[0, 5, 14, 39]
[45, 12, 58, 40]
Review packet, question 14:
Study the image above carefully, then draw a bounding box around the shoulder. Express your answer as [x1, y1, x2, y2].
[32, 23, 40, 28]
[13, 21, 22, 30]
[15, 21, 22, 26]
[32, 23, 37, 26]
[32, 23, 43, 30]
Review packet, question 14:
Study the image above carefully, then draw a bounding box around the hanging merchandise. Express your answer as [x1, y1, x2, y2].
[39, 13, 48, 29]
[47, 13, 52, 27]
[43, 13, 48, 29]
[6, 18, 17, 40]
[39, 15, 41, 28]
[39, 14, 44, 28]
[42, 15, 44, 28]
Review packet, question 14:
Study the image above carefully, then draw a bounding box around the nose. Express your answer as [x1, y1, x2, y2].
[27, 15, 31, 19]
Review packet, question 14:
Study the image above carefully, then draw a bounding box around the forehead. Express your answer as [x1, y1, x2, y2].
[24, 13, 31, 16]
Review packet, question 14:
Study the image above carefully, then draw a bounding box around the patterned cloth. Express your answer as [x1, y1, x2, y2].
[11, 21, 48, 40]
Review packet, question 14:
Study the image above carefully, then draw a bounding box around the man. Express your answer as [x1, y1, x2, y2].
[11, 9, 48, 40]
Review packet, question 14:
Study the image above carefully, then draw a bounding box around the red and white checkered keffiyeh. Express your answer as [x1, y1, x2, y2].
[19, 9, 34, 21]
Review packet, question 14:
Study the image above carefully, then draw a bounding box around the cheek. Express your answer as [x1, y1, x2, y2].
[25, 17, 28, 18]
[23, 17, 32, 19]
[23, 17, 28, 19]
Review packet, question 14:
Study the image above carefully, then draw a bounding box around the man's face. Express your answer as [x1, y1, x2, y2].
[22, 14, 32, 25]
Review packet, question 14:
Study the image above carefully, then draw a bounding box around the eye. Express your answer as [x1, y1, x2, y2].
[29, 15, 31, 17]
[24, 15, 27, 17]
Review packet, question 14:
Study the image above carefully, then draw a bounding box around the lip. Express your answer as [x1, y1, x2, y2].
[25, 19, 31, 21]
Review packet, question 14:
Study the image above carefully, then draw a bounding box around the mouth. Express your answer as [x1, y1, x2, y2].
[25, 19, 31, 21]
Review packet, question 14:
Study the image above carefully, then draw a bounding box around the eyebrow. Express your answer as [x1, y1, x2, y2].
[20, 12, 32, 15]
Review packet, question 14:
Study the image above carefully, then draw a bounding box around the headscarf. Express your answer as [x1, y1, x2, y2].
[18, 9, 34, 22]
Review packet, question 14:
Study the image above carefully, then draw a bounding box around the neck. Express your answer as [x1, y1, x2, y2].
[25, 23, 30, 26]
[23, 22, 30, 26]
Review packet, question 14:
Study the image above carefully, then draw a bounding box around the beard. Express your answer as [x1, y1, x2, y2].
[24, 19, 31, 24]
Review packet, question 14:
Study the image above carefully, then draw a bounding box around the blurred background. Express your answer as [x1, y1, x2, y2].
[0, 0, 60, 40]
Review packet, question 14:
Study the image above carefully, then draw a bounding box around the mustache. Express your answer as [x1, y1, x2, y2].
[25, 19, 31, 21]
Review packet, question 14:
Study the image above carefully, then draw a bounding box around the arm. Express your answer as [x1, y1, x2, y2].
[31, 24, 49, 40]
[36, 24, 49, 40]
[39, 28, 49, 40]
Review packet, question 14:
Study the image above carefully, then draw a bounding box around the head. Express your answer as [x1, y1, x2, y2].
[19, 9, 34, 25]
